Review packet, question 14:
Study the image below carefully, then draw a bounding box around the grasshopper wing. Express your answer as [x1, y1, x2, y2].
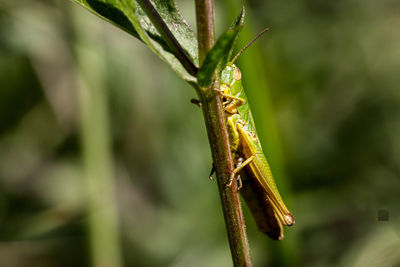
[240, 169, 284, 240]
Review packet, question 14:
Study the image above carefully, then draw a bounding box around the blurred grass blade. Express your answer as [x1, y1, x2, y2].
[73, 7, 123, 267]
[197, 7, 244, 87]
[71, 0, 198, 82]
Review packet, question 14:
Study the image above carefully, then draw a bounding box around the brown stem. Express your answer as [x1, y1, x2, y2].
[195, 0, 215, 64]
[195, 1, 252, 266]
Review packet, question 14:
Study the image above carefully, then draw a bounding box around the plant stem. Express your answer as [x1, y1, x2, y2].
[195, 0, 215, 64]
[195, 1, 252, 266]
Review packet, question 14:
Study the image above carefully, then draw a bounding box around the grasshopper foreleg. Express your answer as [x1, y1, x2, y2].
[214, 87, 246, 113]
[214, 89, 245, 104]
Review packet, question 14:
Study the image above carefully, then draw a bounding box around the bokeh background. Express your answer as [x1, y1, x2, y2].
[1, 0, 400, 266]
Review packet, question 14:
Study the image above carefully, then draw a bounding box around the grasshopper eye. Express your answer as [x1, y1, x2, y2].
[233, 67, 242, 80]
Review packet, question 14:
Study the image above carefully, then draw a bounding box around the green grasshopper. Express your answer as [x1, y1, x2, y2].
[216, 30, 294, 240]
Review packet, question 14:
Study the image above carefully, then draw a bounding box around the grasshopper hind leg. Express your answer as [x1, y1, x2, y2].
[237, 173, 243, 190]
[226, 155, 255, 189]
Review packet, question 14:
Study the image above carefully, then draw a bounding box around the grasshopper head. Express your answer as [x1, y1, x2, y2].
[221, 64, 235, 85]
[221, 64, 243, 94]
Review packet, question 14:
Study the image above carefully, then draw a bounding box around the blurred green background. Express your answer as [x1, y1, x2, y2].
[1, 0, 399, 266]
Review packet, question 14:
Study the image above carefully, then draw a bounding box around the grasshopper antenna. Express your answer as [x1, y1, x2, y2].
[231, 27, 270, 64]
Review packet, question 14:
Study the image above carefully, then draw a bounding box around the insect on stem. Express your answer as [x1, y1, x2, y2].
[231, 27, 270, 64]
[219, 50, 294, 239]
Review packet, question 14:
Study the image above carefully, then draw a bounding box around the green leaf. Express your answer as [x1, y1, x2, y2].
[77, 0, 141, 39]
[71, 0, 198, 82]
[226, 6, 245, 62]
[197, 7, 245, 87]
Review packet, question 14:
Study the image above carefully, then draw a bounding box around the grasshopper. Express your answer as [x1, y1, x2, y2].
[216, 31, 294, 240]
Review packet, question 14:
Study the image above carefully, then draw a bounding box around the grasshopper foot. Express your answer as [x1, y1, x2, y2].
[190, 98, 202, 107]
[208, 164, 215, 181]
